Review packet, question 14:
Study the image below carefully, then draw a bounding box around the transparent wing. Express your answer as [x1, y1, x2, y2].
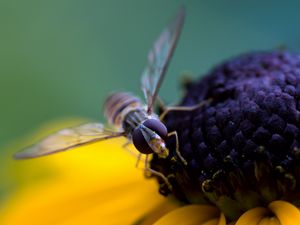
[14, 123, 124, 159]
[141, 7, 185, 114]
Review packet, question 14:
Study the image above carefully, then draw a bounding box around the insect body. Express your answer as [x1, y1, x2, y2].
[14, 7, 193, 189]
[104, 92, 169, 158]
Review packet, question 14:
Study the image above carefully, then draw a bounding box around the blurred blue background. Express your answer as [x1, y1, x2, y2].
[1, 0, 300, 151]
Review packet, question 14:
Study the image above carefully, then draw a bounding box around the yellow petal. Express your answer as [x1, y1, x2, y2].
[0, 119, 170, 225]
[1, 176, 167, 225]
[235, 207, 268, 225]
[200, 214, 226, 225]
[200, 218, 220, 225]
[136, 198, 181, 225]
[217, 213, 226, 225]
[269, 200, 300, 225]
[153, 205, 222, 225]
[236, 201, 300, 225]
[258, 217, 280, 225]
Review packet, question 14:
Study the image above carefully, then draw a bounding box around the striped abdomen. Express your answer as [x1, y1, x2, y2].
[104, 92, 144, 130]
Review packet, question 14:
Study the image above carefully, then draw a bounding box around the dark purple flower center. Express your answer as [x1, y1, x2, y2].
[150, 50, 300, 221]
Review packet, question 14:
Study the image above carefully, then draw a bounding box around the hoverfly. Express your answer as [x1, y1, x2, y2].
[14, 7, 202, 189]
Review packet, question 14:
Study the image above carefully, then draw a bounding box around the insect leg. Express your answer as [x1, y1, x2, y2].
[159, 98, 212, 121]
[135, 153, 142, 168]
[167, 131, 187, 165]
[144, 154, 172, 191]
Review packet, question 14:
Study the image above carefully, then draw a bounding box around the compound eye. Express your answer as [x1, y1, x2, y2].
[143, 119, 168, 139]
[132, 128, 153, 154]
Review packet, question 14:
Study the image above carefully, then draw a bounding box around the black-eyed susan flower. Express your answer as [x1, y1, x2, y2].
[2, 50, 300, 225]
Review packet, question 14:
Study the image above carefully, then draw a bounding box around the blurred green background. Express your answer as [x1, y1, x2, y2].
[1, 0, 300, 151]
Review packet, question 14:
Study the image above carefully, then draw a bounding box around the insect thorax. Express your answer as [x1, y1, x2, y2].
[122, 109, 148, 137]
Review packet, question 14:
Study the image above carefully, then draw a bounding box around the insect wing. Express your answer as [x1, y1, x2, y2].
[14, 123, 123, 159]
[141, 7, 185, 113]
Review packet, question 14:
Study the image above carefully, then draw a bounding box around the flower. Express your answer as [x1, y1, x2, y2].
[1, 122, 300, 225]
[2, 50, 300, 224]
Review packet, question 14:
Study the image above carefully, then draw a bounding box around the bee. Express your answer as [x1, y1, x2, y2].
[14, 7, 203, 189]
